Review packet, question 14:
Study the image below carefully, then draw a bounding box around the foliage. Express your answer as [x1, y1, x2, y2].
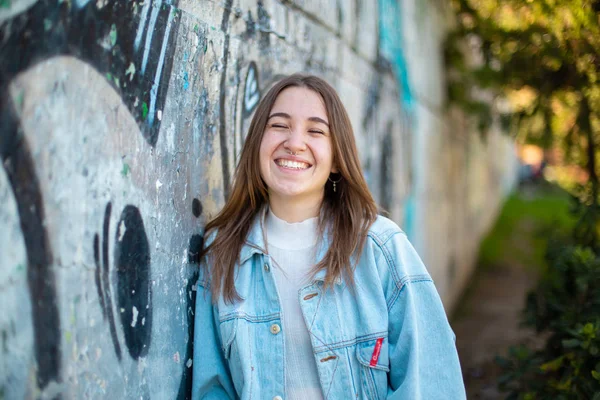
[477, 182, 576, 272]
[446, 3, 600, 395]
[446, 0, 600, 190]
[496, 195, 600, 399]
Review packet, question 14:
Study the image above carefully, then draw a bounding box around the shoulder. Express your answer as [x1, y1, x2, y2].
[364, 215, 430, 282]
[367, 215, 406, 245]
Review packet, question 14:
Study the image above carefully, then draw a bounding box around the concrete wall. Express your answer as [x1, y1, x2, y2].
[394, 0, 518, 309]
[0, 0, 516, 398]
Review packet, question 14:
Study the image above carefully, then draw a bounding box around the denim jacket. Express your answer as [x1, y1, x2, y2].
[192, 214, 466, 400]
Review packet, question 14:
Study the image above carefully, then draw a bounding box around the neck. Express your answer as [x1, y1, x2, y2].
[268, 192, 323, 223]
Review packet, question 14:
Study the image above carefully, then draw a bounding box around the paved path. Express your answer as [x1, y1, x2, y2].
[451, 264, 541, 399]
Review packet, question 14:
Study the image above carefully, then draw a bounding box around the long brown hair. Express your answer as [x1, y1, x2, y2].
[202, 74, 378, 303]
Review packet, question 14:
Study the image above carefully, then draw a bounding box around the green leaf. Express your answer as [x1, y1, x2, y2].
[541, 356, 564, 372]
[582, 322, 595, 336]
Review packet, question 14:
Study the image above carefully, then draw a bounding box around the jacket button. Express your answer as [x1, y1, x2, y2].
[264, 263, 270, 272]
[270, 323, 281, 335]
[273, 396, 283, 400]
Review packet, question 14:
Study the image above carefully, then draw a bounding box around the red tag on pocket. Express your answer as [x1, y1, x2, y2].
[370, 338, 384, 367]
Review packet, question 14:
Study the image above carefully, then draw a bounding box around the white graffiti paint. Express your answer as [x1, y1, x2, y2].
[148, 5, 176, 126]
[131, 306, 139, 327]
[0, 0, 39, 23]
[141, 0, 164, 74]
[244, 65, 260, 113]
[134, 0, 153, 52]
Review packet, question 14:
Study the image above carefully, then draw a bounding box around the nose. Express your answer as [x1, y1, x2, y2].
[284, 126, 307, 153]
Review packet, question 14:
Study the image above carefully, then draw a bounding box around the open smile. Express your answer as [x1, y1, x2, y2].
[274, 158, 312, 170]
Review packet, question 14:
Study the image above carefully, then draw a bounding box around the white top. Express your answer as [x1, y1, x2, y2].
[265, 210, 324, 400]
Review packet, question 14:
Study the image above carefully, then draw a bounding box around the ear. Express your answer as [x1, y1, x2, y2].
[330, 164, 339, 174]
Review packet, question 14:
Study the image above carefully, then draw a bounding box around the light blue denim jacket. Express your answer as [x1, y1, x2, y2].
[192, 214, 466, 399]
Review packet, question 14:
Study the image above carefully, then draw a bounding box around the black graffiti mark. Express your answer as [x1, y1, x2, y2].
[114, 205, 152, 360]
[380, 125, 394, 213]
[237, 66, 287, 156]
[192, 198, 202, 218]
[93, 203, 122, 361]
[352, 0, 361, 50]
[219, 0, 235, 199]
[336, 0, 344, 30]
[176, 269, 199, 400]
[235, 63, 287, 164]
[0, 0, 180, 147]
[0, 96, 60, 390]
[243, 62, 261, 118]
[93, 235, 107, 319]
[189, 199, 204, 264]
[362, 76, 382, 133]
[232, 61, 243, 160]
[2, 327, 9, 353]
[257, 1, 272, 49]
[244, 10, 256, 38]
[188, 235, 204, 265]
[178, 198, 204, 399]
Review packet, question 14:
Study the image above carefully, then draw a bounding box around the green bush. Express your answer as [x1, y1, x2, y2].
[497, 192, 600, 399]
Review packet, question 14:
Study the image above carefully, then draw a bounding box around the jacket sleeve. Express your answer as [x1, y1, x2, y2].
[191, 274, 237, 400]
[382, 232, 467, 399]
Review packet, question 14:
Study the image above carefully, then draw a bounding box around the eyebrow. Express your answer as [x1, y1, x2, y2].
[268, 112, 330, 127]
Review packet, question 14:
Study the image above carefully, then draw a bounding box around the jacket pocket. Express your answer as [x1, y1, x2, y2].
[218, 318, 244, 395]
[356, 338, 389, 400]
[219, 318, 238, 359]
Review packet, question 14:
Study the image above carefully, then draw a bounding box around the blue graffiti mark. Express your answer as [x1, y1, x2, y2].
[404, 195, 416, 241]
[74, 0, 92, 9]
[183, 71, 190, 90]
[243, 62, 260, 117]
[378, 0, 414, 110]
[378, 0, 418, 240]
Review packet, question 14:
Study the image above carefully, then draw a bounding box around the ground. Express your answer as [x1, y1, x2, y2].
[450, 182, 575, 399]
[452, 263, 541, 398]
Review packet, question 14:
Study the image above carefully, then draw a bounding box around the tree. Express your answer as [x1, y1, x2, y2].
[446, 0, 600, 198]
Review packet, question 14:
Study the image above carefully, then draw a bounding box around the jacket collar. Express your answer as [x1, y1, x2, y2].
[239, 207, 268, 265]
[239, 207, 335, 283]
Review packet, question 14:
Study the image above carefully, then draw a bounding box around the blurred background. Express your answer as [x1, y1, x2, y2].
[0, 0, 598, 398]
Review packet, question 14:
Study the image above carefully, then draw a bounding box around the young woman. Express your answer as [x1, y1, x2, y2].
[192, 74, 466, 399]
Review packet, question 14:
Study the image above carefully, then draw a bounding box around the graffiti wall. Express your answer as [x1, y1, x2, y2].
[390, 0, 518, 308]
[0, 0, 516, 398]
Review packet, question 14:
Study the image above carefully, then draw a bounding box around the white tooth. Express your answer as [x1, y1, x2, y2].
[278, 159, 308, 169]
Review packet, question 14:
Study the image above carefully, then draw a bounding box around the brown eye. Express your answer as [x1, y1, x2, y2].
[271, 124, 288, 129]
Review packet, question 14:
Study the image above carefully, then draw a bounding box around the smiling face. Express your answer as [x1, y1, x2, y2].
[259, 86, 336, 213]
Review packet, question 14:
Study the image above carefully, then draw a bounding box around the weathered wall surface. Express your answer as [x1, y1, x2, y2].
[394, 0, 518, 309]
[0, 0, 516, 398]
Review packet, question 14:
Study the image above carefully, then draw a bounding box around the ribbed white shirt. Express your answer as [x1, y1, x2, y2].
[265, 210, 324, 400]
